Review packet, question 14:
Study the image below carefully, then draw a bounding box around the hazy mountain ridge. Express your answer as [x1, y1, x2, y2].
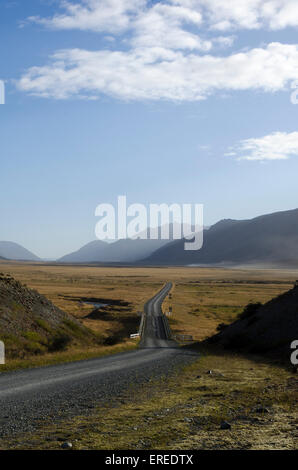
[3, 209, 298, 266]
[59, 238, 171, 263]
[143, 208, 298, 266]
[58, 223, 189, 263]
[0, 241, 40, 261]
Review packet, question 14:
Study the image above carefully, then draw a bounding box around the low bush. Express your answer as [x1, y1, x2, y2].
[237, 302, 262, 320]
[49, 333, 72, 352]
[216, 322, 228, 332]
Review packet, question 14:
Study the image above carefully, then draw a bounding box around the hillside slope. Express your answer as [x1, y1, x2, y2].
[59, 240, 109, 263]
[144, 208, 298, 266]
[0, 242, 40, 261]
[0, 274, 96, 358]
[59, 238, 171, 263]
[209, 284, 298, 363]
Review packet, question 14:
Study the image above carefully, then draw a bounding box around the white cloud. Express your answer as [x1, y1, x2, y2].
[19, 1, 298, 102]
[31, 0, 298, 33]
[227, 131, 298, 161]
[30, 0, 145, 33]
[173, 0, 298, 31]
[194, 0, 265, 30]
[131, 3, 211, 51]
[17, 43, 298, 101]
[30, 0, 218, 52]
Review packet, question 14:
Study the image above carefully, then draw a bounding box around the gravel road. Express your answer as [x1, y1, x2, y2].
[0, 283, 198, 437]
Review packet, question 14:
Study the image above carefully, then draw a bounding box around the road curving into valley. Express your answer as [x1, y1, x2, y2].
[0, 283, 197, 438]
[140, 282, 177, 348]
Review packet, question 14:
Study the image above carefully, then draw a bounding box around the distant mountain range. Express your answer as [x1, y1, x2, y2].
[0, 241, 40, 261]
[59, 238, 172, 263]
[2, 208, 298, 266]
[58, 223, 188, 263]
[143, 208, 298, 266]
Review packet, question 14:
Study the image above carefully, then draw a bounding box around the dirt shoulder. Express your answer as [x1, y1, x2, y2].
[1, 345, 296, 450]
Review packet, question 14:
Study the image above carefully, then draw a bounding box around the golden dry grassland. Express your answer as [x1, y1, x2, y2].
[0, 261, 296, 366]
[0, 261, 297, 450]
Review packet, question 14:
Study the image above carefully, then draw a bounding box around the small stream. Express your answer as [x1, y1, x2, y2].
[83, 301, 108, 309]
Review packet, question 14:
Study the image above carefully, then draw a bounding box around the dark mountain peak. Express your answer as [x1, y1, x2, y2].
[255, 207, 298, 221]
[209, 218, 240, 232]
[143, 207, 298, 266]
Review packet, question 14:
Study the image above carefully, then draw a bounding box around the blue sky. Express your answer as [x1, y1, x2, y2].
[1, 0, 298, 258]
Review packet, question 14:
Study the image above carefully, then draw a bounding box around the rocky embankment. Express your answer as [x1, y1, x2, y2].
[210, 283, 298, 364]
[0, 273, 96, 358]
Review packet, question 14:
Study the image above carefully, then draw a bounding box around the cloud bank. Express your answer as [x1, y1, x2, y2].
[30, 0, 298, 32]
[18, 43, 298, 101]
[18, 1, 298, 102]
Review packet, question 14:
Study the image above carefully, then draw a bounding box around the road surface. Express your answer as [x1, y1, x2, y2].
[0, 283, 196, 437]
[140, 282, 177, 348]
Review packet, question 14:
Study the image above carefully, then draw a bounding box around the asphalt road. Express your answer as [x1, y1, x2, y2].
[0, 283, 197, 438]
[139, 282, 177, 348]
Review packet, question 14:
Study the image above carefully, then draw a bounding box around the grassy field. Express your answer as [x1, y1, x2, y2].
[164, 274, 295, 341]
[0, 261, 297, 450]
[0, 261, 296, 366]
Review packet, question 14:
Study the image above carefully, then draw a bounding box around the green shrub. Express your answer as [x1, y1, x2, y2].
[216, 322, 228, 332]
[24, 340, 46, 355]
[35, 318, 52, 333]
[63, 319, 86, 339]
[238, 302, 262, 320]
[10, 301, 25, 315]
[103, 336, 120, 346]
[23, 331, 44, 343]
[1, 333, 23, 348]
[49, 333, 72, 352]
